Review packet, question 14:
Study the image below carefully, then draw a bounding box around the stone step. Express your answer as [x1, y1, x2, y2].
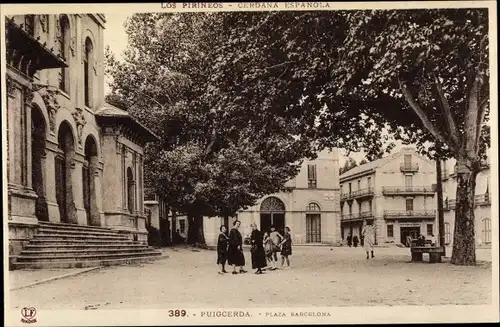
[16, 251, 162, 262]
[12, 255, 166, 269]
[38, 221, 115, 232]
[37, 227, 121, 237]
[20, 248, 155, 256]
[29, 239, 138, 245]
[35, 234, 130, 241]
[25, 244, 149, 250]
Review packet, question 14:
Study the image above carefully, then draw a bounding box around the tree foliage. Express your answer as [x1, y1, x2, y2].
[339, 157, 358, 175]
[105, 13, 316, 244]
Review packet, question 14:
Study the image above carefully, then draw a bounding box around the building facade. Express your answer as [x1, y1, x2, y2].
[5, 14, 157, 256]
[441, 152, 492, 248]
[339, 147, 437, 246]
[203, 149, 342, 247]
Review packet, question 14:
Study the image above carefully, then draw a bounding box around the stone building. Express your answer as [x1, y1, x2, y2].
[5, 14, 159, 267]
[203, 149, 342, 247]
[339, 147, 437, 246]
[441, 150, 492, 248]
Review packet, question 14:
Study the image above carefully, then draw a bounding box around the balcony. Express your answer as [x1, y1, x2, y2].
[341, 188, 374, 202]
[382, 186, 435, 196]
[443, 199, 456, 211]
[475, 193, 491, 206]
[400, 163, 419, 173]
[341, 211, 375, 222]
[384, 210, 436, 220]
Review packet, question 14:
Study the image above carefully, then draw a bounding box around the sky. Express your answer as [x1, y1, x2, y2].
[102, 14, 404, 167]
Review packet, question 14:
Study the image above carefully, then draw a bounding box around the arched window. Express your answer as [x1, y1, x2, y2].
[482, 218, 491, 243]
[127, 167, 135, 214]
[260, 197, 285, 212]
[58, 15, 70, 92]
[444, 222, 452, 245]
[306, 202, 321, 212]
[84, 37, 94, 108]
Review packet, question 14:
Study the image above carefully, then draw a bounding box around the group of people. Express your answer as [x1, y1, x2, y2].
[216, 220, 293, 275]
[346, 220, 375, 259]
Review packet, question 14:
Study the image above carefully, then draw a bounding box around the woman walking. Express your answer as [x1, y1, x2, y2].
[217, 225, 230, 274]
[228, 220, 247, 274]
[361, 220, 375, 259]
[279, 226, 293, 269]
[250, 222, 267, 274]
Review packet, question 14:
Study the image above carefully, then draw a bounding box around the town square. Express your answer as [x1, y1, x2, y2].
[2, 2, 497, 325]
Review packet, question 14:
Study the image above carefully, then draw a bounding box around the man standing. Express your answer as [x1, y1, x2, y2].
[361, 220, 375, 259]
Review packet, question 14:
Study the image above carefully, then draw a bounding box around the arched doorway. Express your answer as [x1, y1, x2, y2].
[56, 121, 76, 223]
[260, 197, 285, 234]
[127, 167, 135, 214]
[31, 105, 48, 221]
[83, 136, 100, 226]
[306, 202, 321, 243]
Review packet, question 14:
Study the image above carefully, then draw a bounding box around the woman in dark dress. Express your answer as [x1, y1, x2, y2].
[228, 220, 247, 274]
[250, 222, 267, 274]
[217, 225, 230, 274]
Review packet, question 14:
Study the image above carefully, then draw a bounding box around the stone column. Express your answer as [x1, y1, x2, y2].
[24, 87, 34, 190]
[71, 156, 86, 225]
[44, 147, 60, 222]
[94, 167, 104, 226]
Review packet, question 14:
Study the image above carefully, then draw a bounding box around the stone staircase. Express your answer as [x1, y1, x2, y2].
[12, 221, 162, 269]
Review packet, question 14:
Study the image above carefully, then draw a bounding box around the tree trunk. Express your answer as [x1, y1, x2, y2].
[451, 157, 478, 265]
[187, 214, 206, 245]
[436, 159, 445, 256]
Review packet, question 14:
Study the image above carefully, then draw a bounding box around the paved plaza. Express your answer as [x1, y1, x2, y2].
[8, 246, 492, 310]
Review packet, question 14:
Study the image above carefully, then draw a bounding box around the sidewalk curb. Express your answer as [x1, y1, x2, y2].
[10, 266, 104, 291]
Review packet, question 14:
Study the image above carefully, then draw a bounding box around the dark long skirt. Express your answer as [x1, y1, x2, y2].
[228, 247, 245, 266]
[251, 246, 267, 269]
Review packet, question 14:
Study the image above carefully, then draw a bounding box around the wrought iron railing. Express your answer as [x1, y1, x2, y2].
[352, 187, 374, 198]
[342, 211, 374, 221]
[400, 163, 419, 172]
[382, 186, 435, 195]
[475, 193, 491, 206]
[383, 210, 436, 219]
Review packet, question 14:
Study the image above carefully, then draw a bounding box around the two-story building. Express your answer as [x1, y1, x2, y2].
[203, 149, 342, 247]
[339, 147, 437, 246]
[5, 14, 158, 263]
[441, 150, 492, 248]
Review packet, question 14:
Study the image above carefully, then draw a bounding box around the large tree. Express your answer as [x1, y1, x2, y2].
[105, 13, 315, 244]
[202, 9, 489, 265]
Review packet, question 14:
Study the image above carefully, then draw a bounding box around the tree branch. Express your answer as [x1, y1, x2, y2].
[464, 72, 480, 157]
[398, 78, 453, 150]
[265, 61, 297, 70]
[433, 74, 459, 147]
[475, 95, 488, 156]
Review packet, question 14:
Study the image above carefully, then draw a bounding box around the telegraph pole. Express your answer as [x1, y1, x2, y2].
[435, 147, 446, 257]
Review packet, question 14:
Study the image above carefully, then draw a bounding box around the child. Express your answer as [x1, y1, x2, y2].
[263, 232, 274, 267]
[269, 225, 283, 270]
[279, 226, 292, 269]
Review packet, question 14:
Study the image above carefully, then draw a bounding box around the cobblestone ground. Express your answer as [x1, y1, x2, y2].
[9, 246, 492, 310]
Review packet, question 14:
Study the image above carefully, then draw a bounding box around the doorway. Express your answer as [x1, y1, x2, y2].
[55, 121, 76, 224]
[400, 226, 420, 246]
[260, 197, 286, 234]
[31, 105, 48, 221]
[306, 214, 321, 243]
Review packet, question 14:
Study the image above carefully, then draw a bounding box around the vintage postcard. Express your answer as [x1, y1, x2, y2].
[2, 1, 499, 326]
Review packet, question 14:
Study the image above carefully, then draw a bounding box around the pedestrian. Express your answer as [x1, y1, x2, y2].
[269, 225, 283, 270]
[429, 234, 437, 246]
[250, 222, 267, 274]
[216, 225, 230, 274]
[263, 231, 274, 266]
[228, 220, 247, 274]
[361, 220, 375, 259]
[347, 233, 352, 247]
[278, 226, 292, 269]
[352, 235, 359, 248]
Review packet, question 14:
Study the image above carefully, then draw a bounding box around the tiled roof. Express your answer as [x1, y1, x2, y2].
[340, 153, 399, 180]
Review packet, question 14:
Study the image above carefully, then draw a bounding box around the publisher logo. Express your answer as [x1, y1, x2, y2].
[21, 307, 37, 324]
